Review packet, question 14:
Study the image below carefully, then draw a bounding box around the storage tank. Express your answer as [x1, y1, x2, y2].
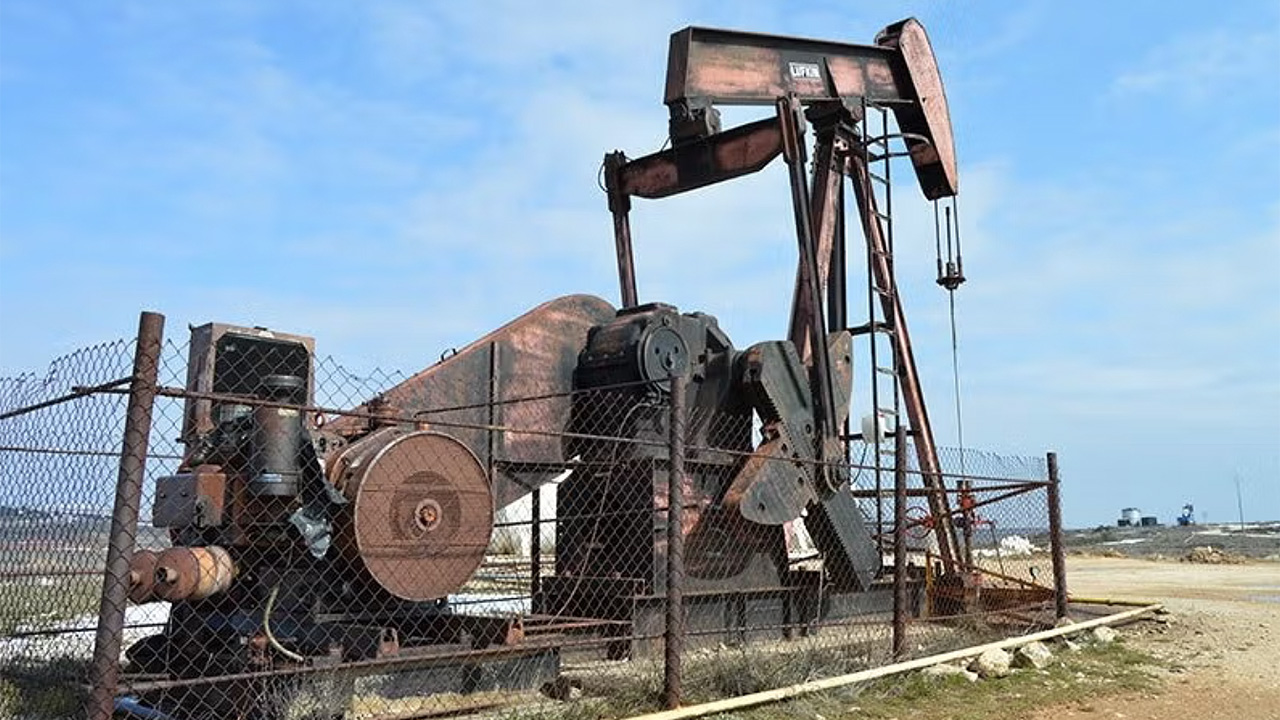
[1118, 507, 1142, 527]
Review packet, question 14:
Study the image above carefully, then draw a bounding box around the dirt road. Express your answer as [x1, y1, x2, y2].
[1032, 556, 1280, 720]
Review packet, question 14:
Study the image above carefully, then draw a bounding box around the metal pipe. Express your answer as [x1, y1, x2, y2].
[848, 480, 1048, 497]
[0, 376, 132, 421]
[664, 374, 688, 709]
[777, 96, 839, 485]
[829, 169, 847, 334]
[624, 603, 1163, 720]
[85, 311, 164, 720]
[605, 151, 640, 308]
[888, 484, 1042, 539]
[1068, 597, 1160, 607]
[790, 104, 849, 354]
[530, 478, 542, 601]
[1047, 451, 1068, 619]
[121, 632, 651, 692]
[892, 425, 908, 659]
[0, 445, 181, 460]
[961, 479, 974, 567]
[830, 144, 851, 471]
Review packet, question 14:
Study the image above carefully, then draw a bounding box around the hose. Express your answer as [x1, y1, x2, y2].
[263, 584, 306, 663]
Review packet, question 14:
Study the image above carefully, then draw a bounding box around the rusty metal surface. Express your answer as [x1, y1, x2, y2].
[776, 96, 840, 473]
[662, 19, 957, 199]
[664, 26, 900, 107]
[1047, 451, 1068, 619]
[723, 331, 852, 523]
[892, 426, 908, 659]
[788, 106, 855, 363]
[152, 545, 234, 601]
[723, 341, 822, 524]
[330, 428, 493, 602]
[327, 294, 615, 511]
[617, 118, 783, 199]
[604, 151, 639, 308]
[181, 322, 316, 445]
[126, 549, 158, 604]
[663, 374, 686, 710]
[151, 465, 226, 528]
[874, 18, 958, 199]
[86, 311, 164, 720]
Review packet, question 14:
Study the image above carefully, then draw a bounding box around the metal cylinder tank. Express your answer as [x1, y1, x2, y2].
[248, 374, 308, 496]
[329, 428, 493, 601]
[1119, 508, 1141, 527]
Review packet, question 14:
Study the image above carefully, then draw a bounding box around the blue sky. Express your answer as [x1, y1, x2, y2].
[1, 1, 1277, 526]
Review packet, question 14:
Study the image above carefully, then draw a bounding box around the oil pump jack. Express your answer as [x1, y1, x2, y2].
[122, 17, 970, 718]
[602, 17, 965, 572]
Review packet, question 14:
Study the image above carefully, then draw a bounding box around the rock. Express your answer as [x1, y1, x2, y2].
[922, 663, 979, 683]
[1091, 626, 1118, 644]
[968, 648, 1012, 679]
[1014, 641, 1054, 669]
[1182, 546, 1247, 565]
[539, 677, 583, 701]
[1054, 616, 1084, 641]
[1064, 639, 1082, 652]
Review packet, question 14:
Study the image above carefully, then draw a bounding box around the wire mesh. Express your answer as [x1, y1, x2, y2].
[0, 340, 135, 719]
[1, 329, 1063, 720]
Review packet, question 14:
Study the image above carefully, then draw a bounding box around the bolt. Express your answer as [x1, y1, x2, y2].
[415, 499, 443, 531]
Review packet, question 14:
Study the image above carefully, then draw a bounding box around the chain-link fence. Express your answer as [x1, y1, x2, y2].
[0, 313, 1068, 720]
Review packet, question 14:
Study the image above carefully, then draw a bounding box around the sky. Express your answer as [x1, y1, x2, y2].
[0, 1, 1277, 527]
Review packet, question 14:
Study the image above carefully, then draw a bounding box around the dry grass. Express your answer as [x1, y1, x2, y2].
[689, 641, 1165, 720]
[489, 632, 1165, 720]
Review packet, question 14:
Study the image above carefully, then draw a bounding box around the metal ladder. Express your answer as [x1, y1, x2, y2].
[855, 102, 903, 548]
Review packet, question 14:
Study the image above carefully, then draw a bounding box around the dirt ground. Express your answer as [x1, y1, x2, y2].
[1030, 556, 1280, 720]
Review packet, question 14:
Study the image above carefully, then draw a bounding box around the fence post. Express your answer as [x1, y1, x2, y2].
[892, 425, 908, 659]
[86, 311, 165, 720]
[1046, 451, 1068, 619]
[530, 478, 542, 601]
[664, 374, 687, 710]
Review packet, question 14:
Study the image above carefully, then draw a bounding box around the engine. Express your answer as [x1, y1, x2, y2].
[123, 297, 880, 718]
[127, 325, 498, 709]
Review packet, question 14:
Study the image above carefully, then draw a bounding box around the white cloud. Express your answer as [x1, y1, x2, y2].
[1111, 25, 1280, 103]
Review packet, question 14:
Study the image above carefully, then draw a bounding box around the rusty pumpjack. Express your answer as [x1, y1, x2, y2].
[122, 17, 965, 719]
[601, 18, 965, 572]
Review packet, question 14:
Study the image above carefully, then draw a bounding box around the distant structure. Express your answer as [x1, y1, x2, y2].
[1177, 503, 1195, 526]
[1118, 507, 1142, 527]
